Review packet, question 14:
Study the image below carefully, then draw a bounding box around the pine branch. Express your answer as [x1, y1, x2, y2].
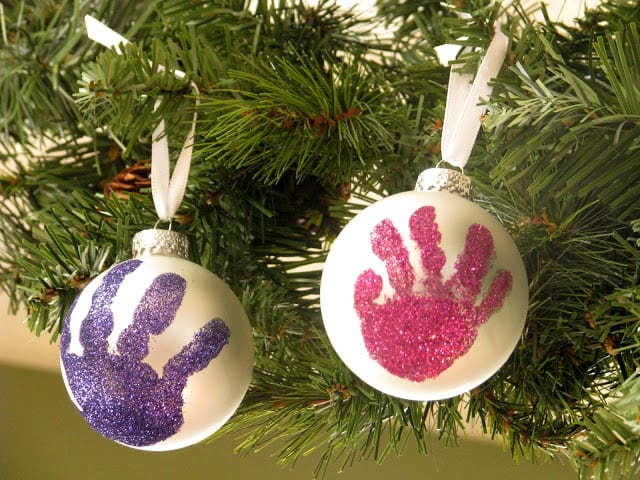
[222, 277, 460, 476]
[569, 367, 640, 480]
[0, 0, 159, 142]
[487, 20, 640, 221]
[196, 53, 396, 185]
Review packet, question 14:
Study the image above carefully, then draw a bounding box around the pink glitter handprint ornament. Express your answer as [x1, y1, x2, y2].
[355, 206, 513, 382]
[320, 169, 528, 401]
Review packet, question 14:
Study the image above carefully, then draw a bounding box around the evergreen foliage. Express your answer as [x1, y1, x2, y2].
[1, 0, 639, 478]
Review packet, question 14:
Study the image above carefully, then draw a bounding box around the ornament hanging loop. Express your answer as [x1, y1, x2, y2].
[416, 22, 508, 197]
[151, 91, 199, 222]
[85, 15, 199, 223]
[439, 22, 508, 170]
[435, 158, 464, 176]
[153, 218, 173, 231]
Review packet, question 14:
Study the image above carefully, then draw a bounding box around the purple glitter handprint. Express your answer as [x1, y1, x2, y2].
[60, 260, 230, 447]
[354, 206, 512, 381]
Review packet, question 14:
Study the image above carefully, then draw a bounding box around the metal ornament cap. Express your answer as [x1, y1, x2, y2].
[132, 229, 189, 259]
[415, 167, 472, 200]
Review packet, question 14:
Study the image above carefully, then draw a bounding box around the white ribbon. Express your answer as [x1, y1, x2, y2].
[85, 15, 197, 221]
[439, 24, 508, 169]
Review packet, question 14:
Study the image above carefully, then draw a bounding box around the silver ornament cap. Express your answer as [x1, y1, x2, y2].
[415, 167, 472, 200]
[132, 229, 189, 259]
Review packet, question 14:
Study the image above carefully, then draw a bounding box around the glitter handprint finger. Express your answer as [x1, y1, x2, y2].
[162, 319, 230, 390]
[354, 269, 383, 319]
[409, 206, 446, 280]
[370, 218, 414, 294]
[76, 260, 142, 355]
[447, 224, 498, 302]
[473, 270, 513, 328]
[117, 272, 186, 360]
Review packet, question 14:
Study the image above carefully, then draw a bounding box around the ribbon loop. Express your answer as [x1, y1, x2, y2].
[85, 15, 197, 221]
[151, 99, 198, 221]
[440, 24, 508, 169]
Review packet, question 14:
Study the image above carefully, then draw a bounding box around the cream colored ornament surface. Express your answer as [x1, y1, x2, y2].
[61, 252, 253, 451]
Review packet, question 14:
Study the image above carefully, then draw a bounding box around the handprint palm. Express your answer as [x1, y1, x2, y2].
[354, 206, 512, 381]
[61, 260, 230, 447]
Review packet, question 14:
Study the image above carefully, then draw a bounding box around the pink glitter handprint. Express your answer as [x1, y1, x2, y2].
[354, 206, 513, 381]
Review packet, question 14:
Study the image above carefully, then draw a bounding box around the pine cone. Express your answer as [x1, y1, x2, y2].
[103, 161, 151, 198]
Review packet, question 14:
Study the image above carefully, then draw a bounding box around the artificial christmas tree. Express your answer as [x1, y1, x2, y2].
[1, 0, 639, 479]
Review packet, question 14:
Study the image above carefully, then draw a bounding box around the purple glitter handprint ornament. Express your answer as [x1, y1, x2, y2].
[60, 230, 253, 451]
[321, 169, 528, 401]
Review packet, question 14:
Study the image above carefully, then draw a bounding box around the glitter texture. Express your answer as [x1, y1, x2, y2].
[61, 259, 231, 447]
[354, 206, 512, 381]
[414, 168, 472, 199]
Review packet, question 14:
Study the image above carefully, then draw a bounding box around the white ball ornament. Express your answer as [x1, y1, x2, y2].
[60, 229, 253, 451]
[320, 168, 528, 401]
